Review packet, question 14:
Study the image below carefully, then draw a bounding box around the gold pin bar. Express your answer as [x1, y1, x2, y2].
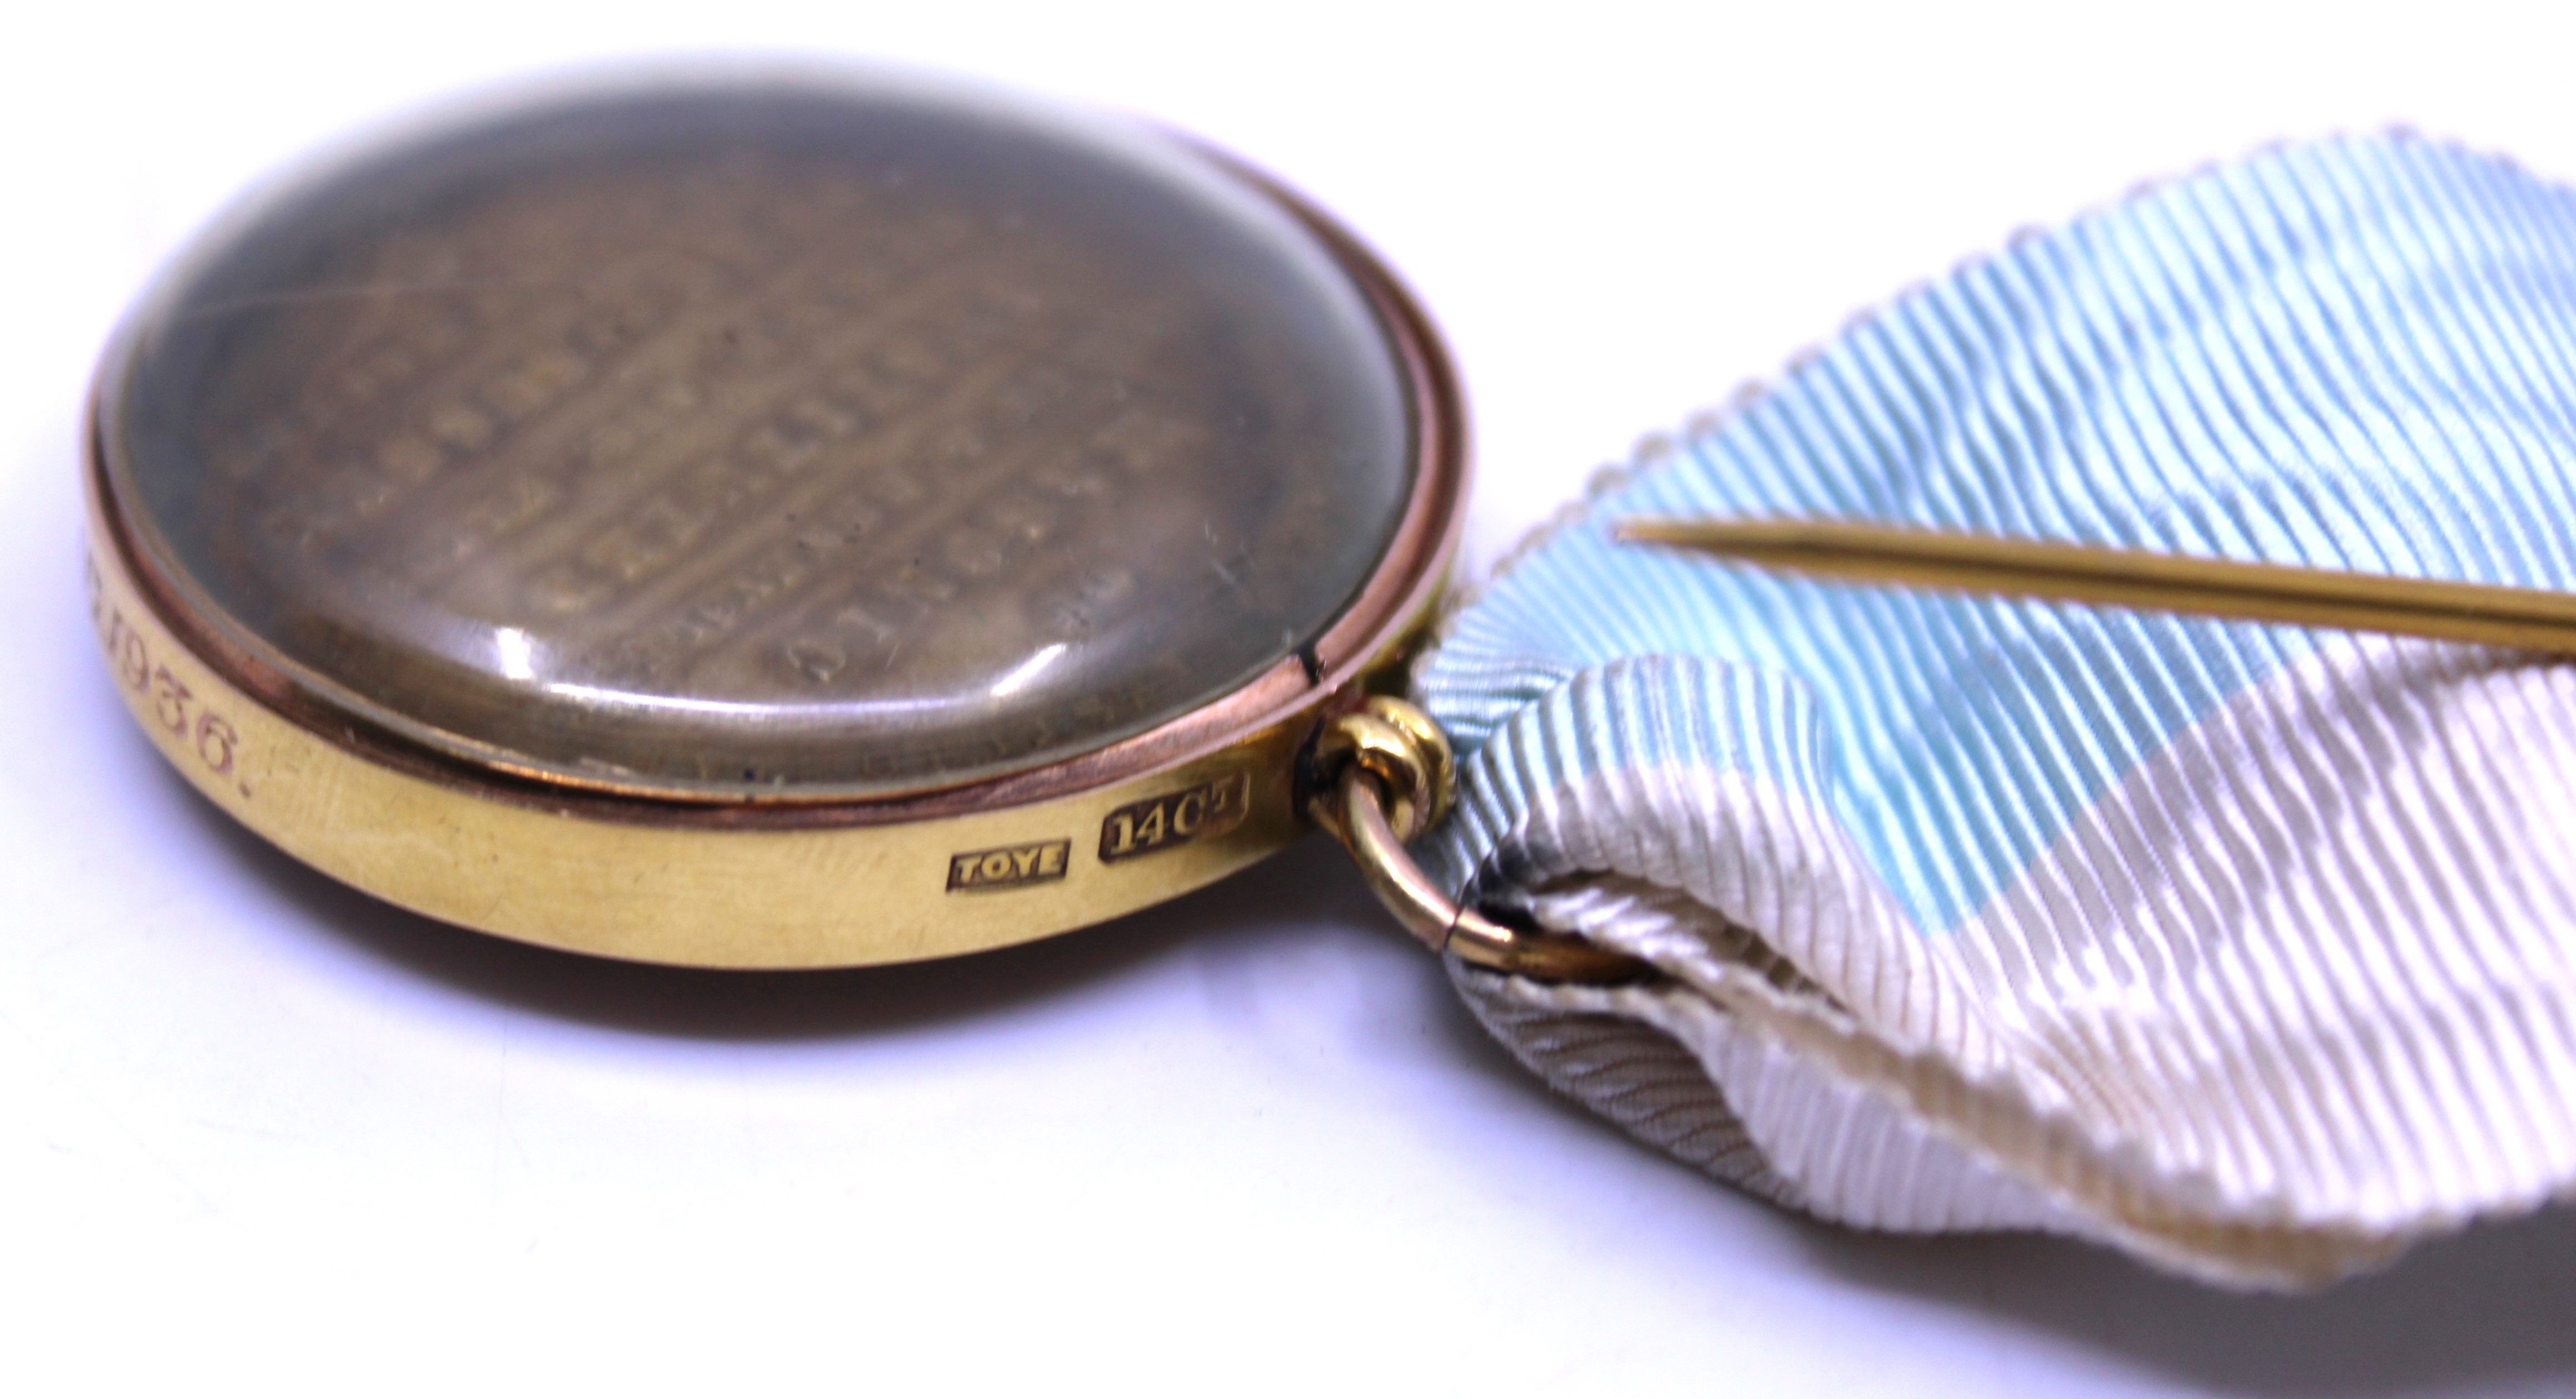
[1615, 517, 2576, 655]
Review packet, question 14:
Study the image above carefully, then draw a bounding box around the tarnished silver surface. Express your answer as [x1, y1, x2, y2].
[101, 72, 1415, 798]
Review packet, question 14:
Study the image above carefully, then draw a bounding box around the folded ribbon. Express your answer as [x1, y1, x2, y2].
[1411, 133, 2576, 1289]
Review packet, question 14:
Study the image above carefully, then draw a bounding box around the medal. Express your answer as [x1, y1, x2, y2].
[86, 64, 2576, 1289]
[89, 69, 1482, 970]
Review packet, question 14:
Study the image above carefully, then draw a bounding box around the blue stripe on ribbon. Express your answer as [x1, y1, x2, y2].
[1416, 135, 2576, 933]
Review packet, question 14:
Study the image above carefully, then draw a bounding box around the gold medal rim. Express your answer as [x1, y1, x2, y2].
[84, 136, 1467, 969]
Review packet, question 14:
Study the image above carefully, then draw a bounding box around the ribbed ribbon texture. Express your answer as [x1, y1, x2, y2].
[1411, 134, 2576, 1289]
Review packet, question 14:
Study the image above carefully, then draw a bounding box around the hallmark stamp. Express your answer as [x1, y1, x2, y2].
[1098, 769, 1251, 864]
[946, 838, 1072, 892]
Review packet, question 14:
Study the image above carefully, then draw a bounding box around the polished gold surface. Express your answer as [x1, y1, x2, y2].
[1310, 699, 1653, 985]
[1310, 698, 1447, 845]
[101, 72, 1414, 801]
[90, 480, 1308, 966]
[86, 69, 1470, 968]
[1620, 516, 2576, 653]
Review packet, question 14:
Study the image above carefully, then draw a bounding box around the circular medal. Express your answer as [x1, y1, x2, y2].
[85, 67, 1466, 968]
[80, 74, 2576, 1291]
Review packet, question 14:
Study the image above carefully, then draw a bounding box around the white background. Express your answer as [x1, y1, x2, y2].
[7, 3, 2576, 1394]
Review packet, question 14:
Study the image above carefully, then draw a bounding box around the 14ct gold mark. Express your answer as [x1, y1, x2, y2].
[1099, 770, 1249, 864]
[947, 839, 1071, 893]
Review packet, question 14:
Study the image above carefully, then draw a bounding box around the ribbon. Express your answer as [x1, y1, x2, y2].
[1412, 133, 2576, 1289]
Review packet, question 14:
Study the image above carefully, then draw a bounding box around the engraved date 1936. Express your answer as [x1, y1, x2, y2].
[88, 557, 248, 797]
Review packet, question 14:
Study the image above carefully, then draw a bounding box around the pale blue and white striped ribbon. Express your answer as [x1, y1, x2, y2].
[1411, 133, 2576, 1289]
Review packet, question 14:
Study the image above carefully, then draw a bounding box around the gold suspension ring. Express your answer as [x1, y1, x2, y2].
[1309, 698, 1655, 985]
